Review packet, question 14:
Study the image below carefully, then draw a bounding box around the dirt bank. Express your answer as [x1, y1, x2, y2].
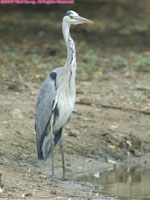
[1, 68, 150, 199]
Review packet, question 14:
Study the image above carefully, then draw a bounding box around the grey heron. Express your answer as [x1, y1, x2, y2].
[35, 10, 93, 179]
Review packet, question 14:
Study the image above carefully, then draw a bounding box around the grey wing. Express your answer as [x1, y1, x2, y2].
[35, 73, 56, 160]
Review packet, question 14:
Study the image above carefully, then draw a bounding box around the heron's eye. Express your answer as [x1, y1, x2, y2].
[70, 16, 73, 19]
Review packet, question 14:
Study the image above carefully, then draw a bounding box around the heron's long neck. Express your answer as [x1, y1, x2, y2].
[62, 21, 76, 70]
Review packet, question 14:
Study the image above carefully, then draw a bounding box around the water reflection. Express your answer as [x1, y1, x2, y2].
[77, 166, 150, 200]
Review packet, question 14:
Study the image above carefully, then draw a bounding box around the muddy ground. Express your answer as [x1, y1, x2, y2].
[0, 4, 150, 200]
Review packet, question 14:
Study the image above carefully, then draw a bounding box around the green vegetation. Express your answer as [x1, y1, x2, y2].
[112, 55, 129, 69]
[132, 54, 150, 71]
[0, 2, 149, 83]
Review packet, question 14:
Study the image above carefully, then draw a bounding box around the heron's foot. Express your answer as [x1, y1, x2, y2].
[50, 174, 57, 181]
[62, 174, 65, 181]
[48, 175, 58, 185]
[50, 169, 56, 179]
[61, 175, 68, 181]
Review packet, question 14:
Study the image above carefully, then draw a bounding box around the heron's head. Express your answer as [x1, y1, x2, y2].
[63, 10, 93, 25]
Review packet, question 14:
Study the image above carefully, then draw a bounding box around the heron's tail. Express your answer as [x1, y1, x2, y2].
[38, 128, 62, 162]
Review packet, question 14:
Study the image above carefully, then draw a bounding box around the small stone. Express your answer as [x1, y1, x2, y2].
[38, 30, 45, 37]
[2, 121, 8, 125]
[11, 108, 24, 119]
[68, 129, 80, 137]
[0, 187, 3, 193]
[51, 189, 57, 194]
[39, 175, 47, 179]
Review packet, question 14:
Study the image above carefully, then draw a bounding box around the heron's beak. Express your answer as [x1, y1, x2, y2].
[76, 16, 94, 24]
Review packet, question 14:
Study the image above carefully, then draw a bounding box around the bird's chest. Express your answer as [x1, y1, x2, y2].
[53, 86, 76, 132]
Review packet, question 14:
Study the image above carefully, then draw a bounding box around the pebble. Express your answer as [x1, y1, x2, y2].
[68, 129, 80, 137]
[39, 175, 47, 179]
[10, 108, 24, 119]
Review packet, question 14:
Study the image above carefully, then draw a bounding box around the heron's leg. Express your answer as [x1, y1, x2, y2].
[60, 136, 66, 180]
[51, 134, 55, 177]
[50, 114, 55, 177]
